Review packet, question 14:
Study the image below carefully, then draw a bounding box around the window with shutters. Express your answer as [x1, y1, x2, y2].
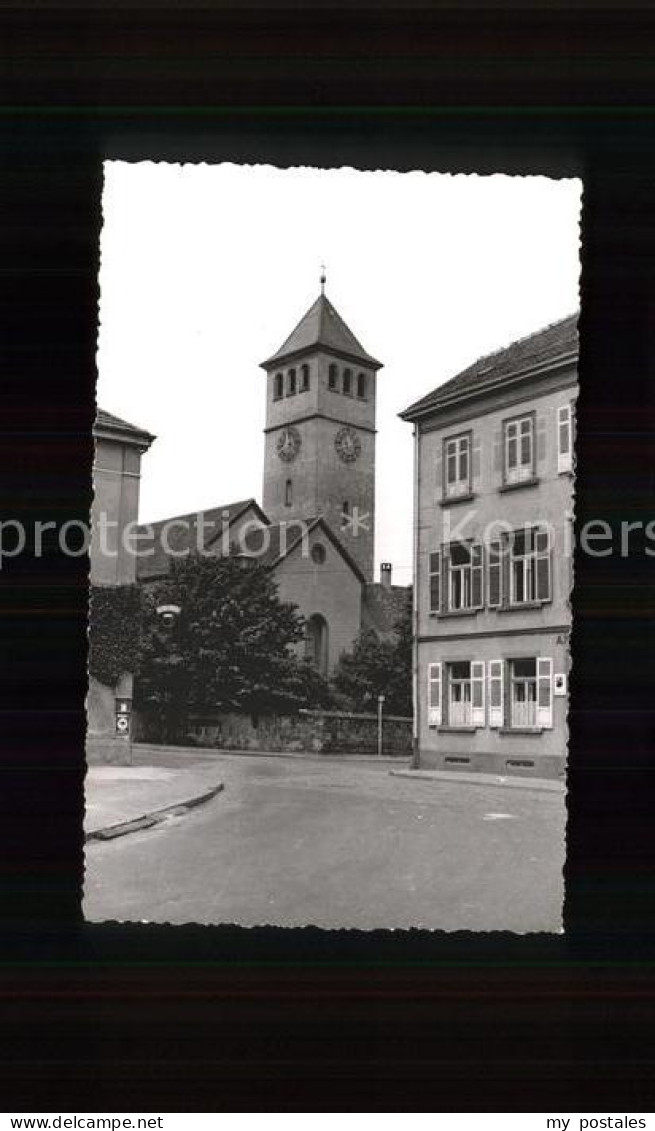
[443, 432, 472, 498]
[447, 541, 484, 611]
[509, 526, 551, 605]
[557, 401, 574, 473]
[429, 543, 483, 614]
[445, 661, 485, 727]
[504, 413, 535, 484]
[508, 657, 553, 729]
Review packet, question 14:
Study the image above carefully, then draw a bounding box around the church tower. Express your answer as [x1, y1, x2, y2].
[260, 277, 382, 582]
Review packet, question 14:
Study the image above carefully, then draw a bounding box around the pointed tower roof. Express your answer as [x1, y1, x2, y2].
[261, 292, 382, 370]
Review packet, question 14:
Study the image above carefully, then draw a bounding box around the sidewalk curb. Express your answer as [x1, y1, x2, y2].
[389, 769, 565, 794]
[85, 782, 224, 843]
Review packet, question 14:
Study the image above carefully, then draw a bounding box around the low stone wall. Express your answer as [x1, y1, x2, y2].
[174, 709, 413, 757]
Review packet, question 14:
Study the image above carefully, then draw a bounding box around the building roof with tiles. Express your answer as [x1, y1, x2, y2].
[136, 498, 268, 581]
[400, 313, 578, 422]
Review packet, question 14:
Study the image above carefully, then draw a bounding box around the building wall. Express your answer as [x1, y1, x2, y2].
[415, 364, 577, 777]
[91, 437, 143, 585]
[88, 429, 149, 764]
[273, 523, 362, 673]
[416, 631, 569, 777]
[177, 709, 412, 756]
[263, 349, 376, 580]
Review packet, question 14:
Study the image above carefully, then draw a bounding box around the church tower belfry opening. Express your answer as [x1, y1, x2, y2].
[260, 281, 382, 582]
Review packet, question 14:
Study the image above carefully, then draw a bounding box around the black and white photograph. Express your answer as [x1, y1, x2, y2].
[84, 162, 581, 931]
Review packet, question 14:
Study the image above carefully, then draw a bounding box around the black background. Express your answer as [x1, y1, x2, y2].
[1, 2, 654, 1112]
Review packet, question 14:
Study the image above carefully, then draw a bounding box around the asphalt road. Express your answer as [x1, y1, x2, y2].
[84, 753, 565, 931]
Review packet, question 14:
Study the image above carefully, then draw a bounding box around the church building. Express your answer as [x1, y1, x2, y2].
[137, 281, 409, 675]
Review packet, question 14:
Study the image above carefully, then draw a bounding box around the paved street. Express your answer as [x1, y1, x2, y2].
[84, 753, 565, 931]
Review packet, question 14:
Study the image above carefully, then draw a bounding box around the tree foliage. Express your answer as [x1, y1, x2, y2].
[88, 583, 144, 688]
[332, 590, 413, 716]
[134, 554, 333, 738]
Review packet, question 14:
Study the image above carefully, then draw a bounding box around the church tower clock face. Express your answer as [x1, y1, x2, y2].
[334, 425, 361, 463]
[276, 425, 301, 462]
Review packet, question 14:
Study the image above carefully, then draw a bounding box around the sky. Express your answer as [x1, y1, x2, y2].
[97, 162, 581, 585]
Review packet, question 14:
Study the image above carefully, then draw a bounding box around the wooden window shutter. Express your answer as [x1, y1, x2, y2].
[535, 529, 551, 601]
[537, 413, 547, 464]
[471, 661, 485, 726]
[488, 661, 504, 727]
[557, 404, 572, 473]
[488, 540, 502, 607]
[428, 551, 441, 613]
[427, 662, 442, 727]
[472, 438, 481, 482]
[471, 543, 484, 608]
[493, 429, 502, 475]
[536, 657, 553, 728]
[442, 543, 450, 612]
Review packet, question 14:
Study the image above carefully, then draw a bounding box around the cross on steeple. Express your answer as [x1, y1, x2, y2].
[320, 264, 326, 294]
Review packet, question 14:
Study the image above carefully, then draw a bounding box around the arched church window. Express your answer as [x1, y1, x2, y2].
[300, 363, 310, 391]
[328, 363, 338, 390]
[357, 371, 366, 398]
[343, 368, 353, 395]
[305, 614, 329, 676]
[287, 368, 297, 395]
[274, 372, 283, 399]
[285, 479, 293, 507]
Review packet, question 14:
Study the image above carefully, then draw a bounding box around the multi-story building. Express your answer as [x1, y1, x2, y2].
[400, 314, 577, 779]
[87, 408, 155, 763]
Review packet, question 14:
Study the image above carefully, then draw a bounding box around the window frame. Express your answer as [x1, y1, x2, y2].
[342, 367, 353, 396]
[356, 371, 366, 399]
[287, 367, 297, 396]
[443, 430, 472, 500]
[300, 363, 310, 392]
[448, 660, 473, 727]
[444, 659, 485, 728]
[440, 540, 484, 614]
[509, 657, 538, 728]
[273, 372, 284, 400]
[508, 525, 551, 607]
[504, 655, 553, 730]
[328, 362, 338, 390]
[503, 411, 536, 485]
